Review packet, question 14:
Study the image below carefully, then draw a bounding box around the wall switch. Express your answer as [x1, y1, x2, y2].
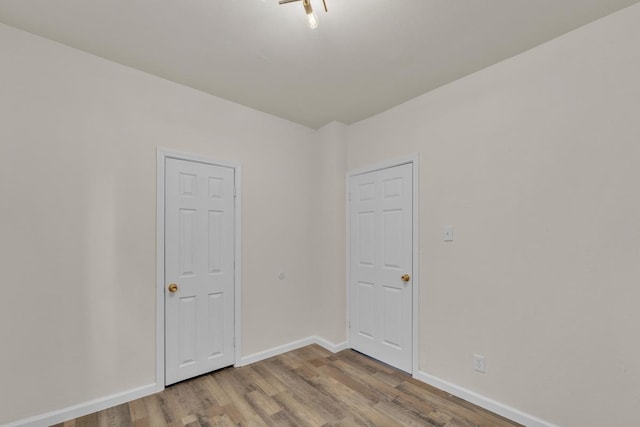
[473, 354, 486, 373]
[443, 226, 454, 242]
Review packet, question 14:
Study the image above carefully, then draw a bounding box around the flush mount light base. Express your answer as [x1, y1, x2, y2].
[279, 0, 328, 29]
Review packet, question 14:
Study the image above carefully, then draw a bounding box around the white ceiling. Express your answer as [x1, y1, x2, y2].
[1, 0, 638, 129]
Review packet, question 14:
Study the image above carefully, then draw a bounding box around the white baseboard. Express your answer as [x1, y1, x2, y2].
[313, 336, 348, 353]
[238, 335, 348, 367]
[414, 371, 557, 427]
[2, 383, 160, 427]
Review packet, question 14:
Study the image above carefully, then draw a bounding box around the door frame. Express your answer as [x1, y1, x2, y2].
[156, 148, 242, 388]
[346, 154, 420, 376]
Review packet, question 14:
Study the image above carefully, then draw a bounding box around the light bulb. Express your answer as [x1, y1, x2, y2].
[303, 0, 318, 29]
[307, 11, 319, 29]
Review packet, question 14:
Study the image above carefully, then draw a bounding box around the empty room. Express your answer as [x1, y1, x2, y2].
[1, 1, 639, 426]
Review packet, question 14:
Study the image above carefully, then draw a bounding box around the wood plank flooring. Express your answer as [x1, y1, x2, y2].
[53, 345, 522, 427]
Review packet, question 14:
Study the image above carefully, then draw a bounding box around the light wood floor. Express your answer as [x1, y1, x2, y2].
[53, 345, 522, 427]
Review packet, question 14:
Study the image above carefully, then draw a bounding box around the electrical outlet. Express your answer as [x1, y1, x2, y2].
[473, 354, 486, 373]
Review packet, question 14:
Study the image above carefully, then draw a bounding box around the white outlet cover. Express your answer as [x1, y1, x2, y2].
[473, 354, 486, 373]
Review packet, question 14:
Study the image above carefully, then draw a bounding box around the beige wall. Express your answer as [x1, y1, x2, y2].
[0, 23, 318, 424]
[310, 122, 348, 344]
[347, 4, 640, 426]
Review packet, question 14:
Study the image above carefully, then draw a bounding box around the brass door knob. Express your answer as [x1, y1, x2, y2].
[168, 283, 179, 293]
[401, 274, 411, 282]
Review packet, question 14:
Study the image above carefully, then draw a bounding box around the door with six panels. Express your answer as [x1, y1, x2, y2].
[165, 158, 235, 385]
[349, 163, 413, 373]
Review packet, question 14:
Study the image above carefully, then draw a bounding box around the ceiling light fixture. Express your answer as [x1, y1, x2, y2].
[279, 0, 328, 30]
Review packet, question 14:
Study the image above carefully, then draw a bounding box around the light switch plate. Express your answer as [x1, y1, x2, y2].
[443, 226, 454, 242]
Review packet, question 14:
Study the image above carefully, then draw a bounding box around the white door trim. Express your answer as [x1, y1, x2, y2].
[346, 154, 420, 376]
[156, 148, 242, 388]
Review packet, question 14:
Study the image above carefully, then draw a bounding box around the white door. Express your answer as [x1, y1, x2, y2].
[349, 163, 413, 373]
[165, 158, 235, 385]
